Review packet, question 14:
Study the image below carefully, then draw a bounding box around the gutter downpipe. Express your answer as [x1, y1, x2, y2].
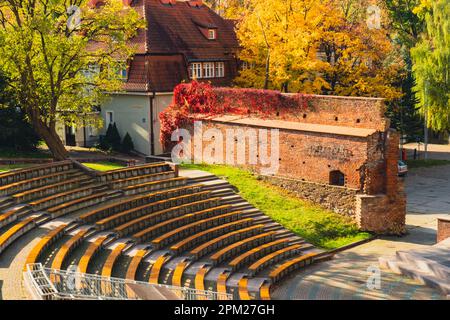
[149, 90, 156, 156]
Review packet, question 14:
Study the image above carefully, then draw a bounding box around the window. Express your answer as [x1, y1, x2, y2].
[117, 66, 128, 81]
[215, 62, 224, 78]
[329, 170, 345, 186]
[208, 29, 216, 40]
[82, 64, 100, 79]
[203, 62, 215, 78]
[190, 62, 202, 79]
[189, 62, 225, 79]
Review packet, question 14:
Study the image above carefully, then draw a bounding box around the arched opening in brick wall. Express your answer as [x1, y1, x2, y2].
[329, 170, 345, 186]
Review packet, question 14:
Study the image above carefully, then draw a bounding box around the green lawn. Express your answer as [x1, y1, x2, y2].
[82, 162, 125, 171]
[181, 163, 371, 250]
[0, 164, 33, 173]
[406, 159, 450, 169]
[0, 148, 51, 159]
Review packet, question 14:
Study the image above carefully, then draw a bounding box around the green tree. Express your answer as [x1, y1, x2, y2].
[0, 0, 144, 160]
[411, 0, 450, 131]
[121, 132, 134, 154]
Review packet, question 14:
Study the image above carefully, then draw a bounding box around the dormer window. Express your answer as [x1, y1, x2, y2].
[208, 29, 216, 40]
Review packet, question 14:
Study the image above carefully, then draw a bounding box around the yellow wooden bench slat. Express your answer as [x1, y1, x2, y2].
[47, 191, 109, 213]
[111, 171, 174, 184]
[268, 252, 318, 282]
[148, 211, 241, 247]
[0, 217, 36, 247]
[51, 229, 89, 270]
[0, 207, 22, 224]
[260, 283, 271, 300]
[194, 266, 210, 291]
[0, 170, 74, 191]
[23, 224, 67, 271]
[248, 244, 303, 274]
[171, 260, 189, 287]
[216, 271, 229, 296]
[126, 249, 148, 280]
[238, 277, 252, 300]
[101, 243, 128, 278]
[228, 238, 290, 270]
[29, 185, 92, 206]
[0, 160, 71, 179]
[78, 235, 109, 274]
[13, 176, 89, 199]
[149, 255, 169, 284]
[209, 231, 276, 263]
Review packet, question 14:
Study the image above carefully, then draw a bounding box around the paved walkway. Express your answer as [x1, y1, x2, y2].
[273, 164, 449, 300]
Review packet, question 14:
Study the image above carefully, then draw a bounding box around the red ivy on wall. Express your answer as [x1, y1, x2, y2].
[159, 81, 312, 150]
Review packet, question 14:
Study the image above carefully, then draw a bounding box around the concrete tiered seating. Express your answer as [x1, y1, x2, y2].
[102, 243, 129, 278]
[24, 224, 67, 270]
[51, 229, 90, 270]
[102, 194, 217, 233]
[78, 184, 203, 224]
[46, 191, 113, 218]
[0, 161, 72, 187]
[122, 177, 187, 196]
[78, 235, 110, 274]
[267, 252, 318, 283]
[247, 244, 304, 276]
[148, 254, 170, 284]
[0, 170, 79, 197]
[209, 232, 276, 266]
[97, 163, 171, 183]
[12, 176, 91, 203]
[126, 249, 148, 280]
[0, 207, 28, 228]
[29, 186, 99, 211]
[141, 211, 243, 247]
[171, 222, 263, 255]
[110, 171, 177, 189]
[124, 204, 230, 241]
[228, 238, 290, 271]
[0, 217, 36, 254]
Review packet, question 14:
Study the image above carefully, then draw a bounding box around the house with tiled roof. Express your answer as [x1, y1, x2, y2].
[61, 0, 240, 155]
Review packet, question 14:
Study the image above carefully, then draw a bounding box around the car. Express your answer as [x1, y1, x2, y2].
[398, 160, 408, 176]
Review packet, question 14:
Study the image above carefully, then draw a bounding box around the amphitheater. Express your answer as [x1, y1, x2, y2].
[0, 160, 326, 300]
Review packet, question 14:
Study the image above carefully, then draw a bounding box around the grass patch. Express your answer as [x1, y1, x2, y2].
[0, 164, 34, 173]
[82, 161, 125, 172]
[0, 148, 51, 159]
[181, 163, 371, 250]
[406, 159, 450, 169]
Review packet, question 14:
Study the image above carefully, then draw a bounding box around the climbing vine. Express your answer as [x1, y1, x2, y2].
[159, 81, 312, 150]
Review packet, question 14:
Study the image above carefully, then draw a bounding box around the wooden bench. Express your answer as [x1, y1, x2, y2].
[0, 207, 28, 229]
[23, 224, 67, 271]
[0, 217, 36, 254]
[188, 222, 260, 260]
[78, 235, 110, 274]
[247, 244, 303, 276]
[0, 170, 78, 197]
[171, 221, 261, 255]
[0, 161, 72, 187]
[126, 249, 148, 280]
[29, 186, 95, 211]
[144, 211, 242, 248]
[122, 177, 187, 196]
[238, 276, 253, 300]
[268, 252, 318, 283]
[259, 281, 271, 300]
[101, 243, 128, 278]
[148, 254, 169, 285]
[46, 191, 111, 218]
[51, 229, 89, 271]
[95, 191, 213, 231]
[78, 184, 203, 224]
[97, 163, 171, 183]
[216, 271, 230, 297]
[125, 204, 230, 242]
[228, 238, 290, 271]
[171, 259, 190, 287]
[110, 171, 177, 189]
[209, 232, 276, 266]
[194, 265, 210, 292]
[12, 176, 91, 203]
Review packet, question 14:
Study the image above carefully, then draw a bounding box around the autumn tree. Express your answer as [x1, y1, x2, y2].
[411, 0, 450, 131]
[0, 0, 144, 160]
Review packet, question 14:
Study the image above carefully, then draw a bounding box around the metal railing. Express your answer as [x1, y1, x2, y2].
[24, 263, 232, 300]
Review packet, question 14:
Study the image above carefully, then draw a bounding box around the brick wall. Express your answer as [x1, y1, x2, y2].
[437, 217, 450, 243]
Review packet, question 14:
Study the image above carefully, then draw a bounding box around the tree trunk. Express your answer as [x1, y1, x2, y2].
[264, 50, 270, 90]
[33, 119, 68, 161]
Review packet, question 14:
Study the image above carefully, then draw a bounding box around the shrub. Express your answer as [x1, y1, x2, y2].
[0, 105, 40, 151]
[121, 132, 134, 154]
[99, 122, 122, 152]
